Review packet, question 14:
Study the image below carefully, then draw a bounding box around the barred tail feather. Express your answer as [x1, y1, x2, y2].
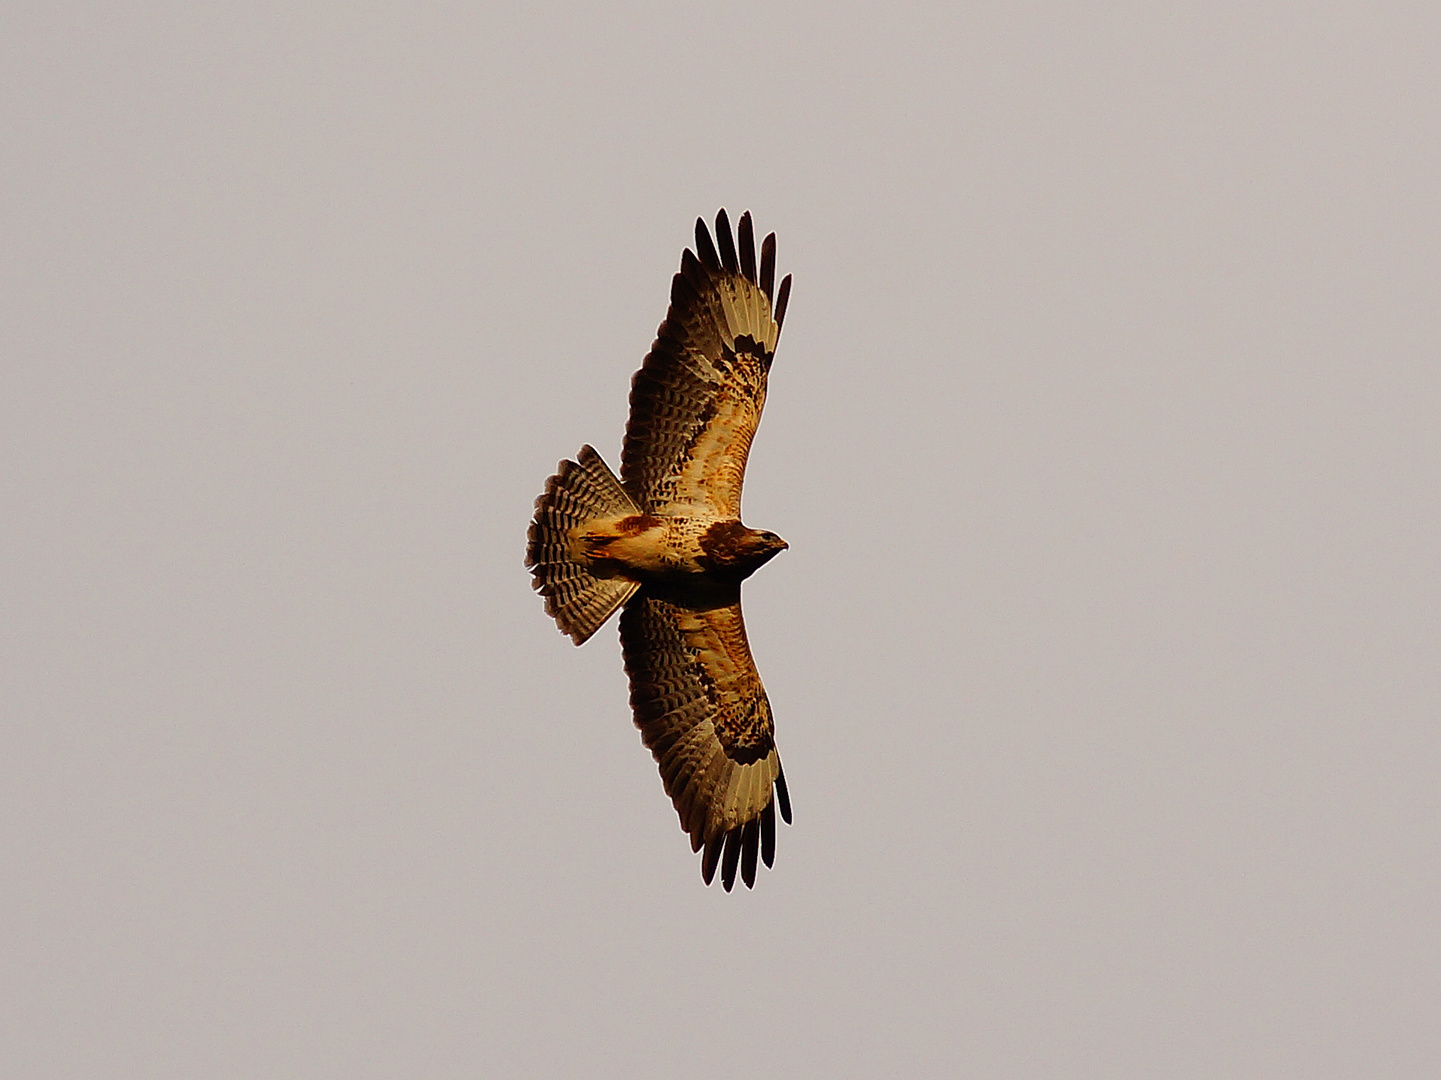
[526, 445, 641, 645]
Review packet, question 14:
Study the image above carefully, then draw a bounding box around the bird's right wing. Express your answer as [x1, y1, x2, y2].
[619, 589, 791, 890]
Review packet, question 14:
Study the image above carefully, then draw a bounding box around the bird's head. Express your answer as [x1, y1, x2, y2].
[699, 522, 788, 579]
[751, 530, 789, 558]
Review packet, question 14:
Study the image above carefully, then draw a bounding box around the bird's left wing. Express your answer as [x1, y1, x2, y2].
[619, 589, 791, 890]
[622, 209, 791, 517]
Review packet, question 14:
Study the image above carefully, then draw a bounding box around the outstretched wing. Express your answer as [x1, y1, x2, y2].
[622, 209, 792, 517]
[619, 590, 792, 891]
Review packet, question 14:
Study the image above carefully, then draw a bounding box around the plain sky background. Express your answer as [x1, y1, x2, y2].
[4, 3, 1438, 1077]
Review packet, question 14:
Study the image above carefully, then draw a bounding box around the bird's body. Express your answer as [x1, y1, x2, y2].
[526, 209, 793, 890]
[575, 511, 786, 582]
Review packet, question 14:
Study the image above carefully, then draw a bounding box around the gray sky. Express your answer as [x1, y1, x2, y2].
[5, 3, 1438, 1077]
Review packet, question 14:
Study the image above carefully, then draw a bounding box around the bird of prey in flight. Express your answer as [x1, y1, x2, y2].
[527, 209, 793, 891]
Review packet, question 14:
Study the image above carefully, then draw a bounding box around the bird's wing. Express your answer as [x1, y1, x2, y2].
[619, 590, 791, 891]
[622, 209, 792, 517]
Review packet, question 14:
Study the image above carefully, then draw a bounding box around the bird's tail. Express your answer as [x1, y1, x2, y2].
[526, 446, 642, 645]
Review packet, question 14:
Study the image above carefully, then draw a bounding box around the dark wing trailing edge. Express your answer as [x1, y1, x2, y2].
[621, 209, 792, 518]
[619, 590, 791, 891]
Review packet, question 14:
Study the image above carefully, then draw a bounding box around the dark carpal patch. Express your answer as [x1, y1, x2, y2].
[733, 335, 774, 371]
[718, 721, 775, 765]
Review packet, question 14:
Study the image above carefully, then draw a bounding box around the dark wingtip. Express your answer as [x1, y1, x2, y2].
[737, 211, 757, 284]
[774, 273, 792, 332]
[740, 817, 760, 889]
[759, 233, 776, 301]
[720, 827, 742, 892]
[695, 216, 721, 271]
[701, 833, 724, 885]
[698, 802, 782, 890]
[775, 765, 792, 825]
[714, 209, 739, 274]
[677, 249, 708, 298]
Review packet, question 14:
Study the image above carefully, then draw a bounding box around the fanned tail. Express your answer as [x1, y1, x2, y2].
[526, 446, 641, 645]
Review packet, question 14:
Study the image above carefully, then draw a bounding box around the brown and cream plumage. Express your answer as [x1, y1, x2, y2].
[526, 209, 793, 890]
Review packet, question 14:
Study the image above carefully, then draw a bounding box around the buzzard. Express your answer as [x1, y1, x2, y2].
[526, 209, 794, 891]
